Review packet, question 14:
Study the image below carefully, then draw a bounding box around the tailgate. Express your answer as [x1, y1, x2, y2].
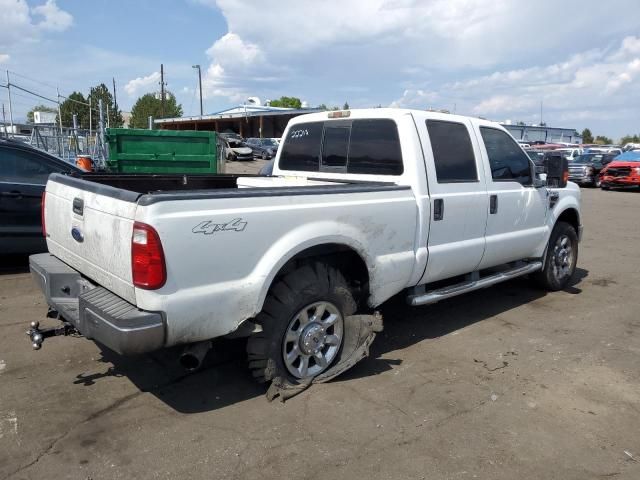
[44, 174, 139, 304]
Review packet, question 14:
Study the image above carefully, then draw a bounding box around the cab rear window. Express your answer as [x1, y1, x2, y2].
[279, 119, 403, 175]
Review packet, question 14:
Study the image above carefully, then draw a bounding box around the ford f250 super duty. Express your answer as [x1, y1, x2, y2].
[28, 109, 582, 398]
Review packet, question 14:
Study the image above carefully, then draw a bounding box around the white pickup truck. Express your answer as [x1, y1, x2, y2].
[29, 108, 581, 395]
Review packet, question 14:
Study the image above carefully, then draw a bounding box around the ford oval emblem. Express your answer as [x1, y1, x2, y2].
[71, 227, 84, 243]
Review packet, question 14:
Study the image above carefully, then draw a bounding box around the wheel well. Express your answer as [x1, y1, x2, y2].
[557, 208, 580, 233]
[274, 244, 370, 307]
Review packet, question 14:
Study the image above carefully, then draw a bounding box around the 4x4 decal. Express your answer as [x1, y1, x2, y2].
[192, 218, 247, 235]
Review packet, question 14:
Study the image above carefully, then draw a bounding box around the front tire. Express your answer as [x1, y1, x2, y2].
[533, 221, 578, 291]
[247, 263, 356, 384]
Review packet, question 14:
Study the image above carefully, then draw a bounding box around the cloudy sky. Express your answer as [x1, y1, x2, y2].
[1, 0, 639, 139]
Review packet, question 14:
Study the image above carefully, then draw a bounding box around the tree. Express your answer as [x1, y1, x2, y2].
[316, 104, 328, 110]
[619, 134, 640, 145]
[129, 92, 183, 129]
[268, 96, 302, 109]
[581, 128, 593, 144]
[88, 83, 123, 128]
[58, 92, 90, 129]
[342, 102, 349, 110]
[594, 135, 613, 145]
[26, 104, 57, 123]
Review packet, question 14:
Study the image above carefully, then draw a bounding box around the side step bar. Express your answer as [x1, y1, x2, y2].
[407, 261, 543, 306]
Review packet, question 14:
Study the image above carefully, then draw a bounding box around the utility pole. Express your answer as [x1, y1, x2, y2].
[192, 64, 203, 116]
[6, 70, 14, 133]
[112, 77, 118, 127]
[2, 103, 7, 138]
[160, 63, 166, 118]
[540, 100, 543, 125]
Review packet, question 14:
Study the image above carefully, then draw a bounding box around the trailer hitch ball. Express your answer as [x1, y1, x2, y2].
[30, 321, 40, 329]
[32, 332, 43, 350]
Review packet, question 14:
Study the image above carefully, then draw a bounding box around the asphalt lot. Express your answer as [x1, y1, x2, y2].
[1, 184, 639, 480]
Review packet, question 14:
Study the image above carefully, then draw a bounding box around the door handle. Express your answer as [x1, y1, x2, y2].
[0, 191, 22, 198]
[433, 198, 444, 221]
[490, 194, 498, 214]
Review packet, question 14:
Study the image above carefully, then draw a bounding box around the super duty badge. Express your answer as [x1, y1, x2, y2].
[192, 218, 247, 235]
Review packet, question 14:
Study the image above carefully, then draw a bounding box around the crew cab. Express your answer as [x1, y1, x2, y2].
[29, 109, 582, 393]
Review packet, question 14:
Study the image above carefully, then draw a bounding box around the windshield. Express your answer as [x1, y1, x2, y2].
[572, 154, 601, 164]
[260, 138, 278, 147]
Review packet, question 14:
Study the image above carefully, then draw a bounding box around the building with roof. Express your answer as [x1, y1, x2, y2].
[155, 105, 322, 138]
[501, 122, 582, 144]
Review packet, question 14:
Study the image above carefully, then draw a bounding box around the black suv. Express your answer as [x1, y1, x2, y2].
[0, 139, 81, 254]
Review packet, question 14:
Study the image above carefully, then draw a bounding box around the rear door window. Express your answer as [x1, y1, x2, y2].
[0, 148, 59, 184]
[426, 120, 478, 183]
[480, 127, 532, 185]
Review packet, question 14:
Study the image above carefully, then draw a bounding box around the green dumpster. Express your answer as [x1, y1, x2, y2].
[106, 128, 219, 174]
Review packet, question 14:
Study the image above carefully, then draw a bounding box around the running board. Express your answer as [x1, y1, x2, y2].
[407, 261, 543, 306]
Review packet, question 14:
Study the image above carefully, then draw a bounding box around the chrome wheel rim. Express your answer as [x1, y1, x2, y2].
[282, 301, 343, 379]
[552, 234, 574, 281]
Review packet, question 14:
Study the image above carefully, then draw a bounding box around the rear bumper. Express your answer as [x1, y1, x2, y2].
[29, 253, 165, 355]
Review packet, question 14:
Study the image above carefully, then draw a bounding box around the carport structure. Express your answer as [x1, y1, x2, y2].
[155, 105, 322, 138]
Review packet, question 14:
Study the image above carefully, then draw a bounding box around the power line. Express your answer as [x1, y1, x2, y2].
[8, 69, 60, 91]
[9, 83, 58, 104]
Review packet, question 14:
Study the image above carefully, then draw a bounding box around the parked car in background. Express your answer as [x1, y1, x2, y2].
[245, 137, 279, 159]
[568, 153, 616, 187]
[599, 150, 640, 190]
[557, 147, 582, 161]
[525, 150, 545, 166]
[219, 133, 253, 161]
[0, 138, 82, 254]
[271, 138, 282, 146]
[259, 159, 274, 176]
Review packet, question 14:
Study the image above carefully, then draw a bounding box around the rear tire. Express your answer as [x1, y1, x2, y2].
[533, 221, 578, 291]
[247, 263, 356, 384]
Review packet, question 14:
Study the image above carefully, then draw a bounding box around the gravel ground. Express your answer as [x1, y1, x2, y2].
[0, 186, 639, 480]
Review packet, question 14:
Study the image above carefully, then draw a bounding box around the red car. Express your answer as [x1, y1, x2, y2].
[599, 152, 640, 190]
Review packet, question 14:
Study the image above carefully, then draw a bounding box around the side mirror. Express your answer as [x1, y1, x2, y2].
[529, 160, 546, 188]
[545, 154, 568, 188]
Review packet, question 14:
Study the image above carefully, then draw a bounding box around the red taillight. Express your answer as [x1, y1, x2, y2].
[131, 222, 166, 290]
[41, 191, 46, 237]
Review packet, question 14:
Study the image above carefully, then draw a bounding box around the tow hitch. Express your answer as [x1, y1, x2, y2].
[27, 314, 78, 350]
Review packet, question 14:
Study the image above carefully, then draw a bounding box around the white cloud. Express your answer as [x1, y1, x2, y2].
[201, 32, 266, 101]
[0, 53, 9, 64]
[124, 71, 161, 97]
[32, 0, 73, 32]
[388, 35, 640, 131]
[0, 0, 72, 49]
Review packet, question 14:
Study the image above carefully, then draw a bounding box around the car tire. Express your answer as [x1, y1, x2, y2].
[601, 183, 610, 190]
[247, 262, 356, 385]
[262, 152, 268, 160]
[532, 221, 578, 291]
